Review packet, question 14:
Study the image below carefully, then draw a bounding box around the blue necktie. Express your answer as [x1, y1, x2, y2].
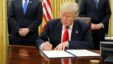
[23, 0, 28, 14]
[94, 0, 98, 9]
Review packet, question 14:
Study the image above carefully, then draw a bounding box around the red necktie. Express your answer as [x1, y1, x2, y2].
[62, 26, 69, 64]
[62, 26, 69, 42]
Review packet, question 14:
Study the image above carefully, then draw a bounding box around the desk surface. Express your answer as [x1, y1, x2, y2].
[7, 45, 111, 64]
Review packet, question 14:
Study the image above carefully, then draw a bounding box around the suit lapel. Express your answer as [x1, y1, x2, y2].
[25, 0, 33, 15]
[91, 0, 98, 9]
[71, 20, 81, 40]
[98, 0, 103, 9]
[18, 0, 24, 15]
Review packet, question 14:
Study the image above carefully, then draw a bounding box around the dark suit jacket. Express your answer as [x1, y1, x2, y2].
[8, 0, 43, 42]
[79, 0, 111, 33]
[36, 19, 93, 49]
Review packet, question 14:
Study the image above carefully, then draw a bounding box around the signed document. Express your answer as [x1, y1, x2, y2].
[42, 50, 74, 58]
[66, 49, 100, 57]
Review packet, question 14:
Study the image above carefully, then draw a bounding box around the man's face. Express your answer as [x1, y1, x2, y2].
[60, 12, 75, 26]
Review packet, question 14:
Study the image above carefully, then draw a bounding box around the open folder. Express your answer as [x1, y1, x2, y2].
[41, 49, 100, 59]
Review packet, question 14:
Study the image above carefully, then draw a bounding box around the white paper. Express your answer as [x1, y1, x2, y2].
[66, 49, 100, 57]
[42, 50, 74, 58]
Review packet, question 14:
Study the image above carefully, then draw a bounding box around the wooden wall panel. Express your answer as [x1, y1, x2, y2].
[0, 0, 8, 64]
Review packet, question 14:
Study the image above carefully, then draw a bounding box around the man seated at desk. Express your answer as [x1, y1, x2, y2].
[36, 2, 94, 64]
[36, 2, 93, 50]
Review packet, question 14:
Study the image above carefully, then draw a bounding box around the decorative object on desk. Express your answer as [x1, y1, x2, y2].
[100, 41, 113, 62]
[105, 37, 113, 40]
[90, 60, 100, 64]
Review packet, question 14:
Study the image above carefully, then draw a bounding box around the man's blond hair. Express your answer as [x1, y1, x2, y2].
[60, 2, 79, 16]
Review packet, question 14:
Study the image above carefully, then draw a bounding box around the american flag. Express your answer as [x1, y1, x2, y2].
[41, 0, 52, 31]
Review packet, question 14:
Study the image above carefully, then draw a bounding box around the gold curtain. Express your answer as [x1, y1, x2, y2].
[0, 0, 8, 64]
[51, 0, 76, 19]
[108, 0, 113, 36]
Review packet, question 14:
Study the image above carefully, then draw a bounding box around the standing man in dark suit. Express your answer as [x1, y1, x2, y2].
[36, 2, 93, 51]
[79, 0, 111, 49]
[8, 0, 42, 46]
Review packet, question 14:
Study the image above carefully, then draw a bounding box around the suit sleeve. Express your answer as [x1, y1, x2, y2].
[36, 22, 50, 47]
[69, 24, 94, 49]
[8, 0, 20, 35]
[101, 0, 111, 27]
[28, 1, 43, 33]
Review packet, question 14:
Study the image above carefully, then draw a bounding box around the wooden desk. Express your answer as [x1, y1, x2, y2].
[8, 45, 112, 64]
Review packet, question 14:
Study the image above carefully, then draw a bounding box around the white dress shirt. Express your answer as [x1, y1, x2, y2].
[93, 0, 99, 2]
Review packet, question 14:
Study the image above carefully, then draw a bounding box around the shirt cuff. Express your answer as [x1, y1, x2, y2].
[100, 23, 104, 28]
[39, 43, 44, 50]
